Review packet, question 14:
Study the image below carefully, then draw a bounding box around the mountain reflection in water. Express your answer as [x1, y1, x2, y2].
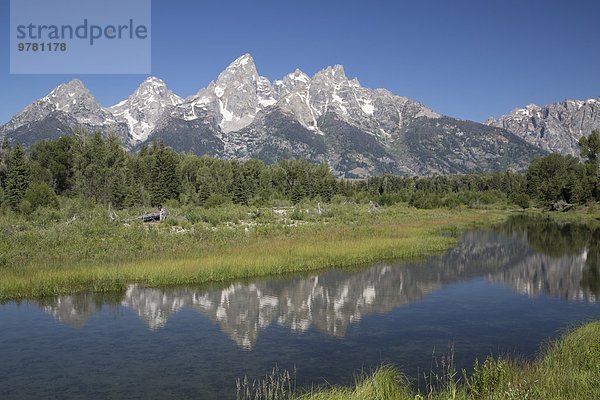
[34, 216, 600, 350]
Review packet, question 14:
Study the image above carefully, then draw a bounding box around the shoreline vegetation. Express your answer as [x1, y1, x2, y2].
[1, 198, 598, 302]
[0, 132, 599, 399]
[237, 321, 600, 400]
[0, 131, 598, 301]
[1, 202, 511, 301]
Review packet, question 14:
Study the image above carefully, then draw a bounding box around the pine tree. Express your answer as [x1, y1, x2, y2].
[73, 130, 108, 202]
[104, 135, 128, 207]
[231, 162, 250, 205]
[5, 144, 30, 210]
[314, 163, 336, 202]
[149, 143, 180, 206]
[0, 138, 10, 189]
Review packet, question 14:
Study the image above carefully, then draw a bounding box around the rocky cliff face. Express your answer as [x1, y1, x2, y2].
[485, 98, 600, 156]
[0, 79, 130, 145]
[1, 54, 546, 177]
[108, 76, 182, 144]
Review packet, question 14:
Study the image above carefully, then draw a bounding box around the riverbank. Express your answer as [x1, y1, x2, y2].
[0, 202, 511, 301]
[238, 321, 600, 400]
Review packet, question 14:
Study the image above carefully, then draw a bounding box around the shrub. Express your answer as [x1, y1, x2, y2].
[509, 191, 531, 209]
[22, 182, 59, 213]
[204, 194, 232, 208]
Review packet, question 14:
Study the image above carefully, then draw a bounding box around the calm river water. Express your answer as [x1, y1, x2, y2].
[1, 216, 599, 399]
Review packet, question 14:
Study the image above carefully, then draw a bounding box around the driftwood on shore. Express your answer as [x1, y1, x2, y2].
[124, 208, 170, 223]
[550, 200, 574, 212]
[369, 201, 380, 212]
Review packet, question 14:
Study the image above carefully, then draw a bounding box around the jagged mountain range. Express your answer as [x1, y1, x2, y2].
[485, 98, 600, 156]
[7, 53, 596, 177]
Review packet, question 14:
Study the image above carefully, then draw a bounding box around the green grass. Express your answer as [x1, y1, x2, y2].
[236, 321, 600, 400]
[0, 202, 509, 301]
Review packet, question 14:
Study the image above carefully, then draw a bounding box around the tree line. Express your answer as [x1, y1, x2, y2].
[0, 129, 338, 212]
[0, 129, 599, 213]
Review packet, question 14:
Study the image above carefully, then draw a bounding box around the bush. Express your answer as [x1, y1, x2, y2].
[203, 194, 232, 208]
[509, 191, 531, 209]
[21, 182, 59, 214]
[467, 356, 510, 397]
[183, 204, 248, 226]
[290, 207, 306, 220]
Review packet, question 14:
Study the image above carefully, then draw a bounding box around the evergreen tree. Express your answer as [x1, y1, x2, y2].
[149, 143, 180, 206]
[73, 130, 109, 202]
[104, 134, 128, 207]
[231, 161, 251, 205]
[0, 138, 10, 189]
[5, 144, 30, 210]
[314, 163, 336, 202]
[29, 136, 75, 195]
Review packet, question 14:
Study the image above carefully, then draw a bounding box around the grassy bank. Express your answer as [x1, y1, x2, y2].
[0, 201, 509, 301]
[238, 321, 600, 400]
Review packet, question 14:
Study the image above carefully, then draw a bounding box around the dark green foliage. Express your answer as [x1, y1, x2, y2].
[29, 136, 75, 194]
[203, 193, 232, 208]
[0, 138, 10, 189]
[72, 130, 130, 207]
[579, 130, 600, 164]
[526, 154, 591, 207]
[579, 130, 600, 198]
[508, 191, 530, 209]
[4, 131, 600, 213]
[148, 142, 181, 206]
[19, 182, 58, 214]
[581, 229, 600, 296]
[5, 144, 30, 210]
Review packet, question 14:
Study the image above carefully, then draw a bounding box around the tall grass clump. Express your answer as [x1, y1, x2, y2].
[237, 322, 600, 400]
[237, 366, 296, 400]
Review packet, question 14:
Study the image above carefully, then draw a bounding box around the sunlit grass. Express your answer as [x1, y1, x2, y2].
[237, 322, 600, 400]
[0, 203, 509, 300]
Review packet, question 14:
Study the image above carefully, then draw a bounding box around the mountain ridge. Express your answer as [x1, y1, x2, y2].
[1, 53, 548, 177]
[485, 97, 600, 155]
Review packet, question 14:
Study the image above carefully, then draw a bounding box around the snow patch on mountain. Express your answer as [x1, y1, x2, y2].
[108, 76, 182, 143]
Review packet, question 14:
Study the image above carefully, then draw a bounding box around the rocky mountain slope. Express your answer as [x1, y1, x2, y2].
[0, 79, 130, 145]
[1, 54, 546, 177]
[485, 98, 600, 156]
[108, 76, 182, 143]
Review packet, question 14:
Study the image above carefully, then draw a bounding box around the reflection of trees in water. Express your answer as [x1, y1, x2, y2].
[35, 292, 122, 328]
[581, 229, 600, 296]
[498, 215, 592, 257]
[32, 217, 598, 348]
[499, 215, 600, 298]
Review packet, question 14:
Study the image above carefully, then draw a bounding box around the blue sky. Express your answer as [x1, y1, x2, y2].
[1, 0, 599, 124]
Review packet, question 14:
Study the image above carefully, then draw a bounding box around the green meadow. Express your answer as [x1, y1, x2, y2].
[0, 201, 509, 301]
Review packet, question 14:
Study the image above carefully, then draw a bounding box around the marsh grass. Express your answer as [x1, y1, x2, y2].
[0, 201, 508, 300]
[237, 322, 600, 400]
[237, 365, 296, 400]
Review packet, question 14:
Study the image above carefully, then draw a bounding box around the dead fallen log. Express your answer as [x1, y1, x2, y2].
[550, 200, 574, 212]
[126, 208, 170, 223]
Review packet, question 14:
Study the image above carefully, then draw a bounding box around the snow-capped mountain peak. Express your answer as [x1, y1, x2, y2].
[1, 53, 546, 178]
[178, 53, 277, 133]
[108, 76, 183, 143]
[42, 79, 100, 113]
[486, 97, 600, 155]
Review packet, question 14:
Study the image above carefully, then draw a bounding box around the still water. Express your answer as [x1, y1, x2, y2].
[1, 216, 599, 399]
